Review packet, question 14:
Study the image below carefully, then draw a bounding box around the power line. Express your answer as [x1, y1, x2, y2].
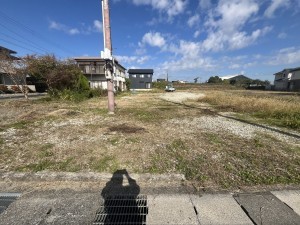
[0, 10, 76, 56]
[0, 38, 42, 54]
[0, 29, 49, 54]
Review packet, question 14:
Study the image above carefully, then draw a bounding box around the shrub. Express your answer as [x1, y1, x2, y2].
[125, 78, 131, 90]
[89, 88, 108, 97]
[152, 81, 168, 89]
[76, 74, 90, 91]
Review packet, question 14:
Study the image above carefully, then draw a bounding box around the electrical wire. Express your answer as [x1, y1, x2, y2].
[0, 10, 76, 56]
[0, 27, 49, 54]
[0, 37, 42, 54]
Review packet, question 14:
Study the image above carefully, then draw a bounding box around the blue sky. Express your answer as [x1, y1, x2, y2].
[1, 0, 300, 82]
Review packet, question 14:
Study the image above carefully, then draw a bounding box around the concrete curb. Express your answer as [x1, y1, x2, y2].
[0, 172, 185, 182]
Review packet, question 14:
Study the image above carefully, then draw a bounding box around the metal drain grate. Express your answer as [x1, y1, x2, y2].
[93, 195, 148, 225]
[0, 193, 21, 214]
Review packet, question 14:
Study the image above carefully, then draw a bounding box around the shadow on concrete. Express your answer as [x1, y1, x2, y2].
[94, 169, 147, 225]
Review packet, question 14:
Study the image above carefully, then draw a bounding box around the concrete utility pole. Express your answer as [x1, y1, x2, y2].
[101, 0, 115, 114]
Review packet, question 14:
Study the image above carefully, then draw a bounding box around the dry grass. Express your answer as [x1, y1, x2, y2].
[200, 90, 300, 130]
[0, 90, 300, 190]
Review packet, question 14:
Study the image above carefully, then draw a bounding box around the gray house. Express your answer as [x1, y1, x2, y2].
[274, 67, 300, 91]
[74, 57, 126, 91]
[128, 69, 153, 89]
[0, 46, 19, 85]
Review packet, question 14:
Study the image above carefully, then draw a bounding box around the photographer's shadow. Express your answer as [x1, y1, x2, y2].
[93, 169, 148, 225]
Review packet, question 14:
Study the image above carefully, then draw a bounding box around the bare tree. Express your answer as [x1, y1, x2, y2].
[0, 52, 29, 99]
[24, 55, 80, 93]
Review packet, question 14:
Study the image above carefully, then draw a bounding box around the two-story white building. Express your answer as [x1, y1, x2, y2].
[74, 57, 126, 91]
[274, 67, 300, 91]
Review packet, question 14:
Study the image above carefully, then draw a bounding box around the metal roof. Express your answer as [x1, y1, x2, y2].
[274, 67, 300, 75]
[127, 69, 153, 74]
[73, 57, 126, 70]
[0, 46, 17, 54]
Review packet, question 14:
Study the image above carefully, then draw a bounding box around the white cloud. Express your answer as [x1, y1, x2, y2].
[194, 30, 201, 38]
[229, 64, 241, 69]
[267, 47, 300, 65]
[140, 32, 166, 48]
[162, 57, 214, 71]
[115, 55, 150, 65]
[169, 40, 202, 59]
[137, 56, 151, 64]
[207, 0, 259, 34]
[93, 20, 103, 32]
[228, 26, 272, 50]
[201, 0, 271, 52]
[199, 0, 212, 9]
[49, 20, 102, 35]
[69, 28, 80, 35]
[264, 0, 291, 18]
[278, 32, 287, 39]
[187, 14, 200, 27]
[131, 0, 188, 19]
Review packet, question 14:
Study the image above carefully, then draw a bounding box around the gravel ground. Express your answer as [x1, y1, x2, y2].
[160, 92, 300, 146]
[159, 92, 205, 103]
[165, 116, 300, 145]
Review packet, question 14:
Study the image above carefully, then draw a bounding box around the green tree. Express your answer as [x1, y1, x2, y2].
[76, 74, 90, 91]
[25, 55, 82, 92]
[208, 76, 223, 83]
[125, 78, 131, 90]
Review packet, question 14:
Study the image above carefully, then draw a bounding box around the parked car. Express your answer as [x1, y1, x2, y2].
[165, 84, 175, 92]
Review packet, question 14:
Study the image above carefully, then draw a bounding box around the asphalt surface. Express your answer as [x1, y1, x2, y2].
[0, 93, 47, 100]
[0, 172, 299, 225]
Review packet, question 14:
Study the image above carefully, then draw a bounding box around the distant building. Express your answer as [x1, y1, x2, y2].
[0, 46, 19, 85]
[74, 57, 126, 91]
[219, 74, 251, 82]
[128, 69, 153, 89]
[274, 67, 300, 91]
[157, 78, 166, 82]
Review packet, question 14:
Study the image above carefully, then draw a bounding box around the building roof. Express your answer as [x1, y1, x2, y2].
[290, 67, 300, 72]
[73, 56, 126, 70]
[128, 69, 154, 74]
[0, 46, 17, 54]
[0, 46, 19, 60]
[274, 67, 300, 75]
[219, 74, 250, 80]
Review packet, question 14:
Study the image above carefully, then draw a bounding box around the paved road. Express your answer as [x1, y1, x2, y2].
[0, 93, 47, 100]
[0, 172, 299, 224]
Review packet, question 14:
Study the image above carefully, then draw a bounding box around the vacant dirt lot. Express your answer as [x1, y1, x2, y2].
[0, 90, 299, 190]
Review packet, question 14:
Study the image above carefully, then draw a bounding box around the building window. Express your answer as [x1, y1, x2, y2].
[147, 75, 151, 78]
[132, 75, 136, 78]
[85, 65, 90, 73]
[140, 74, 144, 78]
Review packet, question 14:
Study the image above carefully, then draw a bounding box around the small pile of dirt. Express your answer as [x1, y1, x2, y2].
[108, 124, 146, 134]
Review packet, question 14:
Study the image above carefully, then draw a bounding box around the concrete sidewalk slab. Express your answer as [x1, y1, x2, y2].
[0, 190, 101, 225]
[234, 192, 300, 225]
[147, 194, 199, 224]
[191, 194, 253, 225]
[272, 190, 300, 215]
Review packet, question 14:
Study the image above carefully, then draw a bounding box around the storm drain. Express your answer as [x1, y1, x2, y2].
[93, 195, 148, 225]
[0, 193, 21, 214]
